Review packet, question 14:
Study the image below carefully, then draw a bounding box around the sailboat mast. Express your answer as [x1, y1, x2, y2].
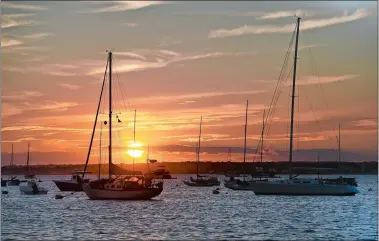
[261, 110, 265, 164]
[197, 117, 202, 177]
[243, 100, 248, 163]
[147, 144, 150, 172]
[108, 51, 113, 179]
[288, 17, 301, 180]
[10, 144, 14, 179]
[338, 124, 341, 170]
[27, 143, 30, 173]
[133, 110, 136, 173]
[99, 122, 102, 180]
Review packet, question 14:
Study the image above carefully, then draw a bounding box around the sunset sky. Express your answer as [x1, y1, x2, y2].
[1, 1, 378, 165]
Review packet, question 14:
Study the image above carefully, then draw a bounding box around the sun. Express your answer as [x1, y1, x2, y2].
[126, 142, 144, 158]
[127, 149, 144, 158]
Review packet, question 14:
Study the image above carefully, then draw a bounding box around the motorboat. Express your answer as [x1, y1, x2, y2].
[53, 171, 91, 191]
[19, 179, 48, 195]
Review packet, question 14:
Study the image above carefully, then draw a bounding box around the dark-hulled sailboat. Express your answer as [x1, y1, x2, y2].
[81, 50, 163, 200]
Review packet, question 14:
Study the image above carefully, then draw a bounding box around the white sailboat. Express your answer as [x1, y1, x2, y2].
[81, 50, 163, 200]
[247, 16, 359, 196]
[183, 117, 220, 187]
[7, 144, 20, 186]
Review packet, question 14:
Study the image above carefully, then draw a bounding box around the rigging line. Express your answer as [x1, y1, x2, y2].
[302, 31, 338, 140]
[112, 55, 133, 114]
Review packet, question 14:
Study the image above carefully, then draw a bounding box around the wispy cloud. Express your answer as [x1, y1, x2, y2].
[296, 75, 359, 86]
[57, 83, 82, 90]
[159, 36, 182, 47]
[123, 22, 138, 27]
[1, 14, 41, 29]
[355, 119, 378, 127]
[209, 8, 372, 38]
[79, 1, 169, 13]
[2, 101, 78, 118]
[88, 49, 255, 75]
[257, 9, 313, 20]
[22, 32, 55, 40]
[113, 52, 147, 60]
[1, 39, 23, 48]
[2, 90, 44, 101]
[1, 2, 47, 11]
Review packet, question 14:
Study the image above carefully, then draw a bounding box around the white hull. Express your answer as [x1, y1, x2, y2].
[19, 183, 48, 195]
[248, 179, 359, 196]
[82, 184, 162, 200]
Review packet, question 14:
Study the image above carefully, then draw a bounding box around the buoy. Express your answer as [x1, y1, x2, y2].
[368, 188, 372, 192]
[55, 194, 64, 199]
[176, 184, 179, 187]
[212, 190, 220, 194]
[2, 191, 8, 194]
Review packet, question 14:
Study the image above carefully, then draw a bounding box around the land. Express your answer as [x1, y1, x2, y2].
[1, 161, 377, 175]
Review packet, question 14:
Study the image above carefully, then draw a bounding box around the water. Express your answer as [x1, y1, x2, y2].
[2, 175, 377, 240]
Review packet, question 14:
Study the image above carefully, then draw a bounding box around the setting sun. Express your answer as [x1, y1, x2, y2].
[127, 142, 144, 158]
[127, 149, 144, 158]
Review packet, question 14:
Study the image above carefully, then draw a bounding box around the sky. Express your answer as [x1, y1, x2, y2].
[1, 1, 378, 165]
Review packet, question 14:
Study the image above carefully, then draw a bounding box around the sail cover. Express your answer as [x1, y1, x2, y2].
[110, 163, 142, 175]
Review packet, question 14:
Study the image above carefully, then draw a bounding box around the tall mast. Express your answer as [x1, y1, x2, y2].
[147, 144, 150, 172]
[243, 100, 248, 164]
[27, 143, 30, 173]
[288, 17, 301, 180]
[195, 142, 199, 176]
[338, 124, 341, 171]
[10, 144, 14, 179]
[108, 51, 113, 179]
[243, 100, 248, 181]
[133, 110, 136, 173]
[197, 117, 202, 177]
[261, 110, 265, 164]
[99, 122, 102, 180]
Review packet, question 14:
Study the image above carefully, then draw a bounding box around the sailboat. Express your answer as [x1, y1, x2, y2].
[7, 144, 20, 186]
[247, 17, 359, 196]
[19, 144, 48, 195]
[144, 145, 174, 179]
[183, 117, 220, 187]
[224, 100, 258, 190]
[24, 143, 36, 180]
[81, 51, 163, 200]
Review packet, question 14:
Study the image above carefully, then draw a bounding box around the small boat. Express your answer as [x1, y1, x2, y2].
[6, 144, 20, 186]
[1, 179, 7, 187]
[81, 51, 163, 200]
[53, 171, 91, 191]
[224, 100, 255, 191]
[19, 179, 48, 195]
[150, 165, 175, 179]
[183, 117, 220, 187]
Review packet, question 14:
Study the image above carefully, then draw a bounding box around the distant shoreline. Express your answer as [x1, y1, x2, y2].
[2, 161, 377, 176]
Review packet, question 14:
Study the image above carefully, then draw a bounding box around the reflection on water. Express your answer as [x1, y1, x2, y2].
[2, 175, 377, 240]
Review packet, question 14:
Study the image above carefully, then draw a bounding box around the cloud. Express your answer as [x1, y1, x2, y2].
[1, 14, 41, 29]
[123, 23, 138, 27]
[355, 119, 378, 127]
[159, 36, 182, 47]
[57, 83, 82, 90]
[22, 32, 55, 40]
[88, 50, 255, 75]
[2, 101, 78, 118]
[295, 75, 359, 86]
[209, 8, 372, 38]
[1, 39, 23, 47]
[257, 9, 313, 20]
[113, 52, 147, 60]
[1, 2, 47, 11]
[79, 1, 169, 13]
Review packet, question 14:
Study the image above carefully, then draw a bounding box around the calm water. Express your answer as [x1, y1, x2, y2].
[1, 174, 378, 240]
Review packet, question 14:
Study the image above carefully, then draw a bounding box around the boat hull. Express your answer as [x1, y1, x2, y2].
[53, 180, 83, 192]
[248, 181, 359, 196]
[82, 184, 163, 200]
[1, 180, 7, 187]
[7, 180, 20, 186]
[183, 180, 220, 187]
[19, 184, 48, 195]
